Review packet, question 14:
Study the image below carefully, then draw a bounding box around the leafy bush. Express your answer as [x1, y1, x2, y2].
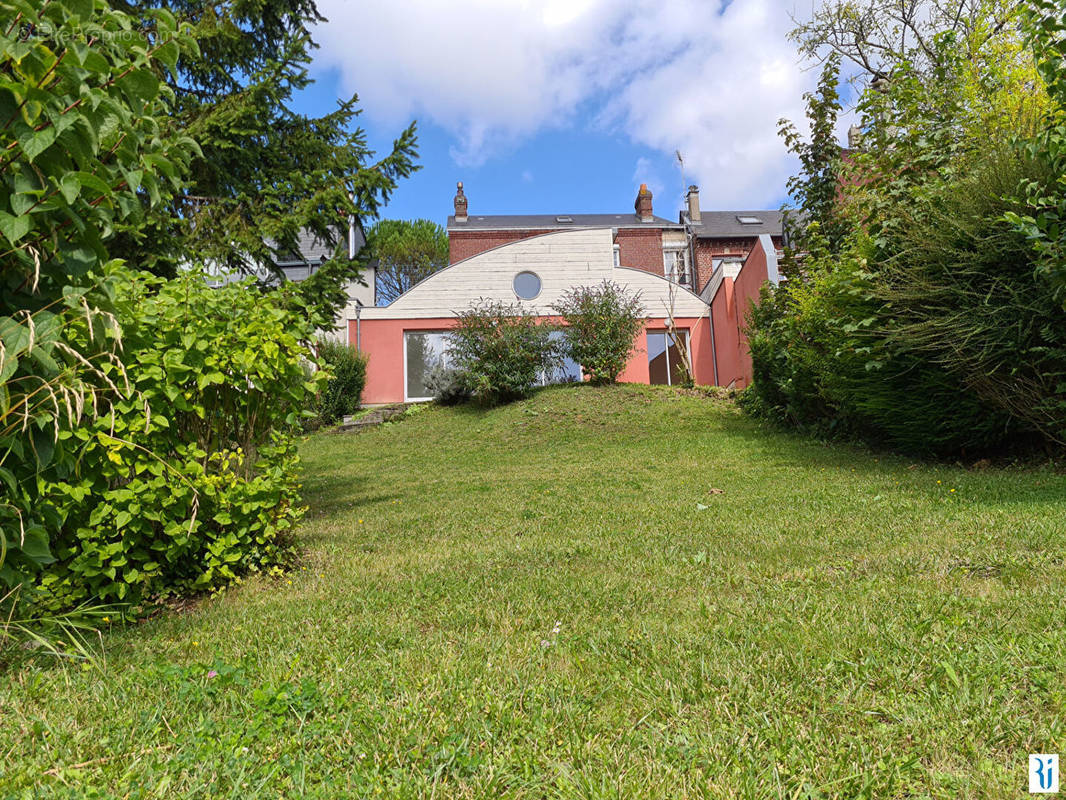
[31, 267, 325, 610]
[553, 281, 643, 385]
[315, 341, 368, 425]
[0, 0, 194, 594]
[425, 365, 469, 405]
[1006, 1, 1066, 306]
[747, 14, 1063, 457]
[446, 301, 559, 406]
[870, 146, 1064, 447]
[746, 157, 1053, 455]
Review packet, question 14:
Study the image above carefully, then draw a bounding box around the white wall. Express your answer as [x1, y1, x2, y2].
[325, 266, 377, 341]
[356, 228, 708, 321]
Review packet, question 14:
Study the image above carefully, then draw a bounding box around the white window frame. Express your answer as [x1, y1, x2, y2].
[663, 246, 692, 287]
[646, 328, 691, 386]
[613, 244, 621, 267]
[403, 330, 452, 402]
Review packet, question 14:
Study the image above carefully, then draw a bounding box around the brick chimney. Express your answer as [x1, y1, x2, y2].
[635, 183, 653, 223]
[453, 181, 468, 223]
[685, 185, 701, 224]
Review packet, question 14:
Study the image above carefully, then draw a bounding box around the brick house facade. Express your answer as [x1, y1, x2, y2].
[339, 182, 787, 404]
[446, 182, 783, 296]
[616, 227, 666, 276]
[448, 229, 554, 264]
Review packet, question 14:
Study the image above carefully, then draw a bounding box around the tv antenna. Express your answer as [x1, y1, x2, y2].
[676, 150, 688, 209]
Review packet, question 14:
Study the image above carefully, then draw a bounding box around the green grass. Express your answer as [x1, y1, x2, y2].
[3, 385, 1066, 798]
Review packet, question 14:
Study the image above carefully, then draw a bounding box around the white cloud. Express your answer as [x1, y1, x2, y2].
[312, 0, 822, 208]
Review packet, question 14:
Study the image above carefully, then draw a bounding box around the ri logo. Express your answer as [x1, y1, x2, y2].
[1030, 754, 1060, 793]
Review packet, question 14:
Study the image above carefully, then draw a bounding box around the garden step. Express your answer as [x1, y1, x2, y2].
[335, 404, 411, 433]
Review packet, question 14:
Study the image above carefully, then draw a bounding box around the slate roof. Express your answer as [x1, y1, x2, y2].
[686, 210, 785, 238]
[446, 211, 785, 237]
[447, 213, 684, 231]
[274, 229, 340, 266]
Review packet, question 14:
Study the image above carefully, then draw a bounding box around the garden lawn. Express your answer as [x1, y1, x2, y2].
[4, 385, 1066, 799]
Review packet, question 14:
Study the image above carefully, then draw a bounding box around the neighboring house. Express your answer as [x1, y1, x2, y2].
[272, 224, 377, 340]
[346, 183, 783, 404]
[448, 182, 783, 297]
[681, 186, 785, 295]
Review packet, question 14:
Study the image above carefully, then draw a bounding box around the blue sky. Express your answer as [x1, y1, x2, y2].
[293, 0, 845, 228]
[293, 71, 701, 224]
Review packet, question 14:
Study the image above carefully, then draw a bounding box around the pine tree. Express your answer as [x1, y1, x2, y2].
[111, 0, 419, 324]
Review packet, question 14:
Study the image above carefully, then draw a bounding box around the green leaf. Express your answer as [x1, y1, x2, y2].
[58, 173, 81, 205]
[0, 465, 17, 495]
[19, 526, 54, 565]
[117, 69, 160, 105]
[72, 171, 112, 199]
[154, 39, 180, 72]
[67, 0, 94, 21]
[0, 211, 33, 244]
[19, 126, 57, 162]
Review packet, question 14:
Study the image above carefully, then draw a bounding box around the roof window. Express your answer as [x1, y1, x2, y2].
[737, 215, 763, 225]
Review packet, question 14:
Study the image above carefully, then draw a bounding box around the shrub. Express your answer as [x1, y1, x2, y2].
[870, 145, 1064, 447]
[746, 20, 1063, 457]
[315, 341, 368, 424]
[446, 301, 559, 406]
[0, 0, 194, 596]
[31, 267, 325, 610]
[554, 281, 643, 385]
[745, 209, 1032, 456]
[425, 365, 469, 405]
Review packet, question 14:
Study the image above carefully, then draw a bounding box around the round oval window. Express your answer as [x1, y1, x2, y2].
[513, 271, 542, 300]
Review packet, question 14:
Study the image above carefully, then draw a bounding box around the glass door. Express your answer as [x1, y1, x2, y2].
[647, 329, 690, 386]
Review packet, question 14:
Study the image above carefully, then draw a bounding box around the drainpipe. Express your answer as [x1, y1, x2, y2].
[355, 302, 362, 351]
[347, 191, 357, 260]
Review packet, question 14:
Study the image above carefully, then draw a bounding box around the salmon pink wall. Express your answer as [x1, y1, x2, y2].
[351, 315, 714, 405]
[710, 240, 770, 388]
[353, 317, 457, 405]
[618, 317, 714, 385]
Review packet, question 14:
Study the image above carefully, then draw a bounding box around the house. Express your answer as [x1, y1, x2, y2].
[680, 186, 785, 295]
[346, 183, 783, 404]
[270, 225, 377, 340]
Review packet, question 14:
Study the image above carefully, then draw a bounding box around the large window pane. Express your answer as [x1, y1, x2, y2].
[405, 332, 448, 400]
[667, 331, 688, 385]
[647, 331, 669, 385]
[647, 329, 689, 385]
[539, 331, 582, 386]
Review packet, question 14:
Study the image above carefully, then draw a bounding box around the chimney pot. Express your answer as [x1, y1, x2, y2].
[686, 185, 701, 224]
[635, 183, 654, 223]
[453, 181, 468, 223]
[847, 125, 863, 150]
